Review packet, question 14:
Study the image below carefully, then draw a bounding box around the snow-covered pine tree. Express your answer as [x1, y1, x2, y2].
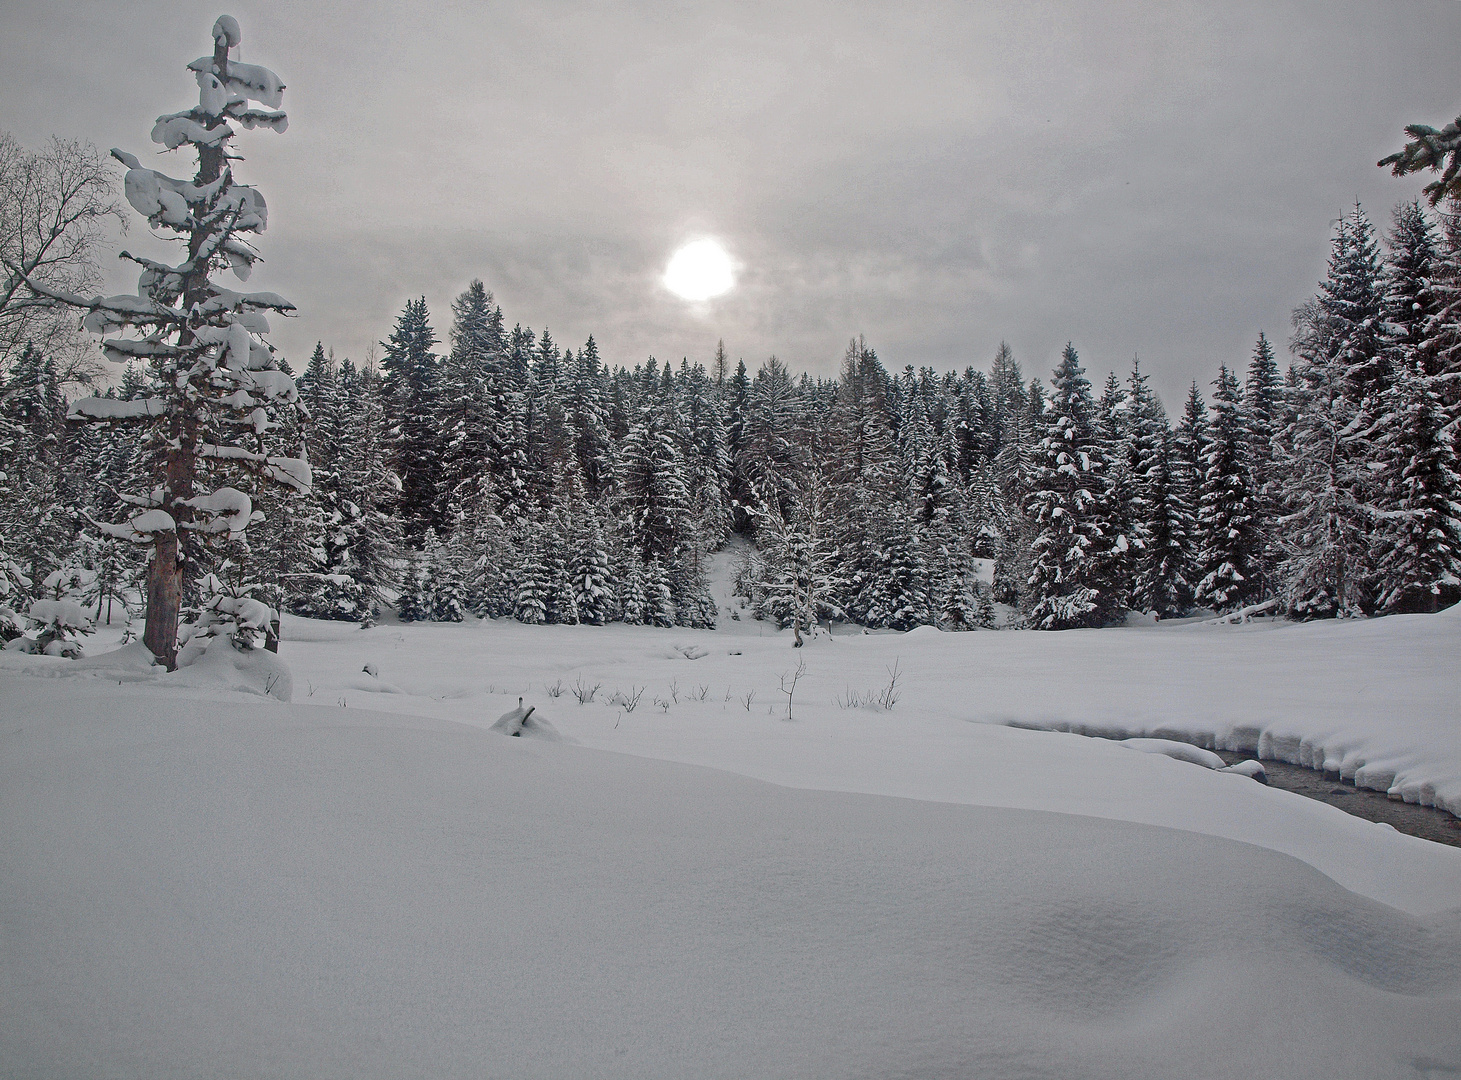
[567, 335, 615, 499]
[334, 361, 400, 624]
[1023, 344, 1122, 629]
[1368, 358, 1461, 612]
[1125, 359, 1195, 618]
[380, 296, 441, 540]
[1193, 365, 1261, 611]
[1241, 332, 1283, 597]
[428, 533, 468, 622]
[36, 17, 306, 668]
[1280, 209, 1388, 617]
[436, 280, 505, 528]
[1381, 203, 1443, 382]
[617, 395, 694, 565]
[1174, 382, 1208, 491]
[990, 373, 1043, 605]
[568, 501, 615, 625]
[751, 470, 843, 642]
[678, 359, 733, 547]
[1368, 202, 1461, 612]
[512, 528, 552, 624]
[1096, 368, 1138, 608]
[394, 545, 432, 623]
[858, 518, 929, 631]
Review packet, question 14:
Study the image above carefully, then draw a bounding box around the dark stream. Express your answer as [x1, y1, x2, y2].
[1211, 750, 1461, 848]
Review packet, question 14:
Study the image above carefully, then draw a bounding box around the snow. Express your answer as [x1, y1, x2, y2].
[150, 113, 232, 150]
[1122, 737, 1228, 769]
[2, 592, 1459, 1076]
[1, 669, 1457, 1078]
[489, 697, 562, 740]
[211, 14, 241, 49]
[179, 487, 253, 536]
[66, 396, 167, 421]
[96, 508, 175, 541]
[189, 56, 285, 110]
[26, 598, 87, 629]
[263, 452, 311, 492]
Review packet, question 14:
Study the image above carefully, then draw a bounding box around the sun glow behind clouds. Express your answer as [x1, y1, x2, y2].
[664, 238, 735, 302]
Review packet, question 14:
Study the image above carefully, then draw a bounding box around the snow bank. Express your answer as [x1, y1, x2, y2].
[1, 684, 1458, 1080]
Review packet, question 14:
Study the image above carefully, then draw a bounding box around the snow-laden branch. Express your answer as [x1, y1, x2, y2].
[99, 334, 184, 364]
[151, 113, 234, 151]
[67, 396, 167, 421]
[95, 508, 177, 543]
[186, 57, 286, 110]
[179, 487, 256, 536]
[197, 442, 311, 493]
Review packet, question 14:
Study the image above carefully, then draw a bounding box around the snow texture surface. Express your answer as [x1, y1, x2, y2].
[2, 596, 1459, 1077]
[1, 683, 1458, 1080]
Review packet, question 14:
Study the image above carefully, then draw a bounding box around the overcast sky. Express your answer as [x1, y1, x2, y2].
[3, 0, 1459, 408]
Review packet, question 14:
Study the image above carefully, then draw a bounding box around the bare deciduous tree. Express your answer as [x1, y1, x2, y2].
[0, 133, 125, 380]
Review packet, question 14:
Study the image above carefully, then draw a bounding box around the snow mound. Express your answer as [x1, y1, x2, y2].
[170, 641, 292, 700]
[1121, 737, 1227, 770]
[1, 689, 1458, 1079]
[1222, 758, 1269, 783]
[490, 698, 560, 741]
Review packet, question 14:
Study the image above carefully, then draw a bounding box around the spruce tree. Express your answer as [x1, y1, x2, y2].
[40, 17, 306, 668]
[1242, 332, 1284, 597]
[1369, 360, 1461, 612]
[1194, 365, 1260, 611]
[1024, 344, 1122, 629]
[380, 296, 441, 540]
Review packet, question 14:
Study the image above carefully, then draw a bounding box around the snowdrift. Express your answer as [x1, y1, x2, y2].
[2, 686, 1458, 1079]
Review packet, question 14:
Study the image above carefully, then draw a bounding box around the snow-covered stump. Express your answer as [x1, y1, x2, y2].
[490, 698, 561, 741]
[38, 16, 308, 670]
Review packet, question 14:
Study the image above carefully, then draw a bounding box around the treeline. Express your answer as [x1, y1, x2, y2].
[2, 199, 1459, 635]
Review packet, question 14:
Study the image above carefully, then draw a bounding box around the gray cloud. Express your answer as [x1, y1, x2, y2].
[2, 0, 1458, 408]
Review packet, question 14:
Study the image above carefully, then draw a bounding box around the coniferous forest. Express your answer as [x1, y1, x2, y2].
[3, 199, 1461, 638]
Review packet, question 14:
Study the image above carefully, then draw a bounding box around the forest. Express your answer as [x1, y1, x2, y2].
[3, 196, 1459, 641]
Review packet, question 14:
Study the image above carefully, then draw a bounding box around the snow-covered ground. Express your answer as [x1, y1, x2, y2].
[3, 600, 1460, 1077]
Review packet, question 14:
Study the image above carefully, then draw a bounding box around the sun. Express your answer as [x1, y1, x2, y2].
[664, 238, 735, 302]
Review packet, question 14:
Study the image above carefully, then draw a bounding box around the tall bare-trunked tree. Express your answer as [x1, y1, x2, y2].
[33, 16, 307, 668]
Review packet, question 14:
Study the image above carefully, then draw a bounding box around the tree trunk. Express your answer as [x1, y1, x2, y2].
[141, 34, 229, 671]
[144, 531, 181, 668]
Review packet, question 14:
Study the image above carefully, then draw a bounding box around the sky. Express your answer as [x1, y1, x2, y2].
[2, 0, 1459, 408]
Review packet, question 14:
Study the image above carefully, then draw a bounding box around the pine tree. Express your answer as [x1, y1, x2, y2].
[1280, 209, 1389, 616]
[380, 296, 442, 540]
[617, 398, 694, 565]
[1369, 360, 1461, 612]
[1024, 344, 1122, 629]
[1242, 332, 1284, 598]
[513, 529, 552, 624]
[429, 533, 468, 622]
[39, 17, 305, 667]
[1368, 203, 1461, 612]
[1125, 359, 1195, 617]
[569, 506, 615, 625]
[335, 364, 400, 624]
[1194, 365, 1260, 611]
[567, 336, 615, 499]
